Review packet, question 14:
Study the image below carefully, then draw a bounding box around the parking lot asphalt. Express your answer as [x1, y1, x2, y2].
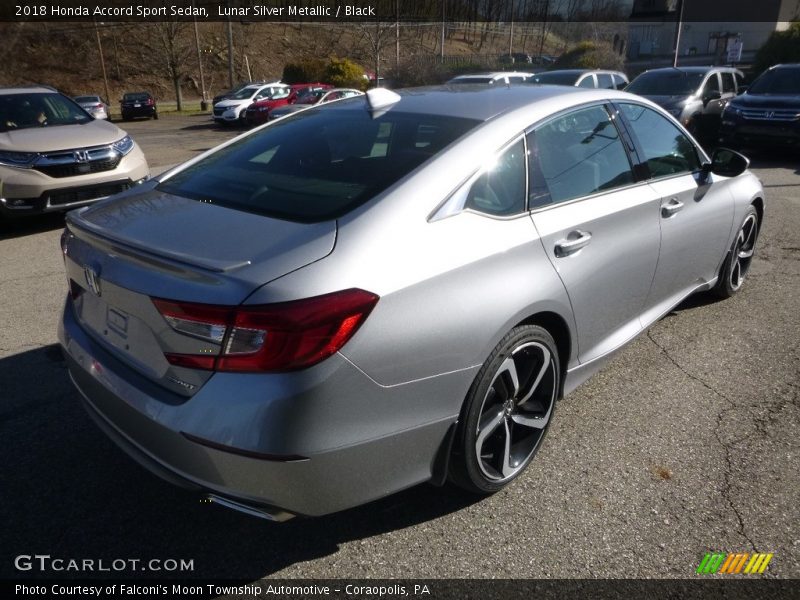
[0, 115, 797, 580]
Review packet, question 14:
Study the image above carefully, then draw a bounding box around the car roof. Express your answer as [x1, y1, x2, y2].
[326, 85, 636, 122]
[452, 72, 533, 79]
[0, 85, 58, 95]
[644, 66, 739, 74]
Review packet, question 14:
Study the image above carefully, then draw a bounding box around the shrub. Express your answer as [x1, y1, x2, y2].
[553, 41, 625, 71]
[282, 58, 327, 84]
[753, 22, 800, 78]
[324, 58, 366, 89]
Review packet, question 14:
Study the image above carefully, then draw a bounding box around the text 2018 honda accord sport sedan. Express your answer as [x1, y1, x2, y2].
[58, 85, 764, 520]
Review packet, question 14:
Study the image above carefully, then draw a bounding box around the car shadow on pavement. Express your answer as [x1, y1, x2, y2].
[0, 213, 65, 241]
[1, 344, 480, 581]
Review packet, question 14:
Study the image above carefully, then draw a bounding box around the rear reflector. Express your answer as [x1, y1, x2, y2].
[153, 289, 378, 373]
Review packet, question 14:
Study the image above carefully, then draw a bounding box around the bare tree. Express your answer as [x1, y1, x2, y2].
[131, 21, 195, 110]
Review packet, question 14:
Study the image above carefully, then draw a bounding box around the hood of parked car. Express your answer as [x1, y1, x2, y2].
[639, 94, 696, 110]
[0, 119, 125, 152]
[730, 93, 800, 109]
[215, 98, 251, 109]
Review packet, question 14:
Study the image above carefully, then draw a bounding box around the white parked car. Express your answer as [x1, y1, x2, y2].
[212, 83, 287, 126]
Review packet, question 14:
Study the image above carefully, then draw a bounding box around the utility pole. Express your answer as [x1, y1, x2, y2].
[226, 4, 234, 88]
[441, 0, 445, 63]
[395, 0, 400, 70]
[509, 0, 515, 58]
[94, 20, 111, 114]
[673, 0, 684, 68]
[193, 3, 207, 109]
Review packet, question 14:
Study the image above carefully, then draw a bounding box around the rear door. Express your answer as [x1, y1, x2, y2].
[528, 104, 661, 362]
[617, 102, 734, 318]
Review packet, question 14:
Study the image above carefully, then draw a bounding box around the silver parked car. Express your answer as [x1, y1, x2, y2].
[73, 95, 109, 120]
[58, 85, 763, 520]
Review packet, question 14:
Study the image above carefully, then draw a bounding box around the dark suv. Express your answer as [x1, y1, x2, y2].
[720, 63, 800, 149]
[120, 92, 157, 121]
[626, 66, 744, 139]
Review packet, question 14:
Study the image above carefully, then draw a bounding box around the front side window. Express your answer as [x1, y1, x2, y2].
[613, 74, 628, 90]
[528, 105, 634, 206]
[577, 75, 596, 88]
[702, 73, 720, 95]
[721, 72, 736, 94]
[464, 139, 526, 216]
[619, 103, 701, 178]
[159, 108, 480, 223]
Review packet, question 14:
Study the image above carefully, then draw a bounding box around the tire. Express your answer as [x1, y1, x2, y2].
[449, 325, 560, 494]
[712, 206, 759, 298]
[153, 112, 159, 120]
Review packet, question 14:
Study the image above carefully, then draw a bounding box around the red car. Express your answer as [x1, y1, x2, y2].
[244, 83, 332, 126]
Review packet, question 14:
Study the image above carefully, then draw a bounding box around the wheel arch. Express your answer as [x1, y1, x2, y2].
[751, 196, 764, 233]
[516, 311, 572, 398]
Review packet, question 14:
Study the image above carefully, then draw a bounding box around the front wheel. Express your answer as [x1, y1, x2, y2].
[449, 325, 560, 494]
[712, 206, 759, 298]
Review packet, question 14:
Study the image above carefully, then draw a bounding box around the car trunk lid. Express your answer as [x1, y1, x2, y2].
[63, 188, 336, 396]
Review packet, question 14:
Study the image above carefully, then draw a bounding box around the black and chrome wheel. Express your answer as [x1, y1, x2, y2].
[450, 325, 559, 493]
[713, 206, 759, 298]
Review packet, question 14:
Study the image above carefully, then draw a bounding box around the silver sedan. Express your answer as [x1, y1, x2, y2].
[58, 85, 763, 519]
[73, 95, 109, 120]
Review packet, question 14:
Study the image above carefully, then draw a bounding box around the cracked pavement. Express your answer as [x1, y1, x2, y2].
[0, 118, 797, 581]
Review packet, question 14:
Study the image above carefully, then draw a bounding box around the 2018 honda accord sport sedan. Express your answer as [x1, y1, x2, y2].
[58, 85, 764, 520]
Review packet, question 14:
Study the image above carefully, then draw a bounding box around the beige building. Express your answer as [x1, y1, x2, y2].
[627, 0, 799, 62]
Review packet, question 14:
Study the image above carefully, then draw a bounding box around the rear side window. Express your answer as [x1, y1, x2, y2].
[528, 105, 634, 206]
[597, 73, 614, 89]
[464, 139, 526, 216]
[619, 103, 701, 178]
[158, 107, 480, 222]
[578, 75, 595, 88]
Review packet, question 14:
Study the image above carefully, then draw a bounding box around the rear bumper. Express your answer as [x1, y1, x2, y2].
[59, 297, 461, 516]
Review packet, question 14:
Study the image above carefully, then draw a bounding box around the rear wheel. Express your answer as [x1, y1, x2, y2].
[712, 206, 759, 298]
[449, 325, 560, 494]
[153, 111, 159, 120]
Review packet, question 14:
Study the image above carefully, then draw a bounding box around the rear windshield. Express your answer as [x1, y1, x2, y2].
[0, 92, 91, 132]
[748, 67, 800, 95]
[531, 72, 581, 86]
[123, 93, 150, 102]
[74, 96, 100, 103]
[158, 105, 480, 223]
[626, 71, 705, 95]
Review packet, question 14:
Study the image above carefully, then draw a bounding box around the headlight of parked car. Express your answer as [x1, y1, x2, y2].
[0, 150, 38, 168]
[112, 135, 134, 155]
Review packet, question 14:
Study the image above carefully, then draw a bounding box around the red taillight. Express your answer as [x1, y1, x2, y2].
[146, 98, 154, 106]
[152, 289, 379, 373]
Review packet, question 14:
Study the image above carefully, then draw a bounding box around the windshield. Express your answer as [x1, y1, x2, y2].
[626, 71, 705, 95]
[0, 92, 91, 132]
[748, 67, 800, 95]
[158, 106, 480, 223]
[451, 77, 493, 84]
[231, 87, 261, 100]
[531, 72, 581, 85]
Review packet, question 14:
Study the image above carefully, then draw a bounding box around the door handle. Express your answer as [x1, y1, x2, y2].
[555, 230, 592, 257]
[661, 198, 684, 218]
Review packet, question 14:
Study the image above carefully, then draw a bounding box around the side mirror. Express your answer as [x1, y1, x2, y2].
[703, 90, 721, 105]
[703, 147, 749, 178]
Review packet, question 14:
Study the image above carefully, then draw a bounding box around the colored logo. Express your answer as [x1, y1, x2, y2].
[696, 552, 773, 574]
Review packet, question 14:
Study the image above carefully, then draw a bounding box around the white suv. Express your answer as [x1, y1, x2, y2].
[0, 86, 149, 218]
[212, 83, 288, 125]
